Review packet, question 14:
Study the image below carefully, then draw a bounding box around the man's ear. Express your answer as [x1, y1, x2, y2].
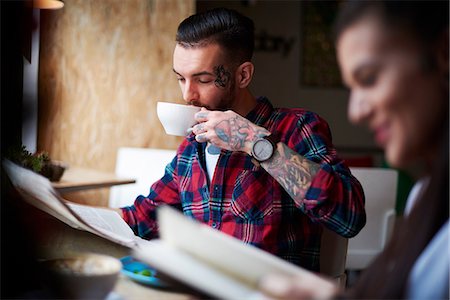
[236, 62, 254, 88]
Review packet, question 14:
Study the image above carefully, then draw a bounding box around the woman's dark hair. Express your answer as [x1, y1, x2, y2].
[334, 0, 449, 43]
[334, 1, 449, 71]
[334, 1, 449, 298]
[176, 7, 255, 64]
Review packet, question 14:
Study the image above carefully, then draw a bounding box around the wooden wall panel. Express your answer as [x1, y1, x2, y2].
[38, 0, 195, 206]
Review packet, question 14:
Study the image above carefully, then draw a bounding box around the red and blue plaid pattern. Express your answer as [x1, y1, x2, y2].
[121, 97, 366, 271]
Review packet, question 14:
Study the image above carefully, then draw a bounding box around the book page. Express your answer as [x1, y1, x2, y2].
[67, 203, 137, 245]
[3, 160, 139, 249]
[133, 240, 265, 300]
[132, 205, 318, 298]
[3, 160, 82, 228]
[157, 205, 311, 289]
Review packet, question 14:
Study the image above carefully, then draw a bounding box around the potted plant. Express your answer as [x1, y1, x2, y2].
[5, 145, 67, 182]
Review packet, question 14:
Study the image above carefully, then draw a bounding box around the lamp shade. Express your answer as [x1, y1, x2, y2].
[33, 0, 64, 9]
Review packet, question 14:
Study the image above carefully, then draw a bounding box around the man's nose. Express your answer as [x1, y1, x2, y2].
[348, 90, 371, 125]
[182, 81, 199, 104]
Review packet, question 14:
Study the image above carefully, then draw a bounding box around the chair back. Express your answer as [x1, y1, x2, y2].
[320, 226, 348, 286]
[346, 167, 398, 270]
[109, 147, 176, 208]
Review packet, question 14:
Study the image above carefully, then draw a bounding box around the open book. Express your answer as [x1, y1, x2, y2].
[133, 206, 317, 299]
[2, 159, 144, 248]
[3, 160, 316, 299]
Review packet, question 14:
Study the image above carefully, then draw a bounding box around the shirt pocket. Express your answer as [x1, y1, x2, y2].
[230, 169, 276, 222]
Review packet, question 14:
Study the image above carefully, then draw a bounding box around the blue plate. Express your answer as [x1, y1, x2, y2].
[120, 256, 168, 288]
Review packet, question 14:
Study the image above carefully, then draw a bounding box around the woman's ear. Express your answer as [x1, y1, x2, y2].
[236, 62, 254, 88]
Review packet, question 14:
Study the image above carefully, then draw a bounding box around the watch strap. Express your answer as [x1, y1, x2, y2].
[264, 133, 280, 146]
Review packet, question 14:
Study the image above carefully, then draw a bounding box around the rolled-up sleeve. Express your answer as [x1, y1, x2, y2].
[289, 111, 366, 237]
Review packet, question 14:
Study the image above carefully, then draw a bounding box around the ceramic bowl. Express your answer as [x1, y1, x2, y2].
[42, 253, 122, 299]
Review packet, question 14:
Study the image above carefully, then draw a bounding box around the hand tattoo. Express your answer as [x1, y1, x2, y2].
[214, 115, 269, 151]
[196, 133, 207, 143]
[213, 65, 231, 88]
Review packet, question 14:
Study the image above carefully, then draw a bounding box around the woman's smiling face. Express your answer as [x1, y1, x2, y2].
[337, 15, 448, 169]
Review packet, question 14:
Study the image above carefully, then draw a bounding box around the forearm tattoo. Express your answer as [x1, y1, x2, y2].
[213, 65, 231, 88]
[215, 116, 269, 151]
[262, 143, 320, 201]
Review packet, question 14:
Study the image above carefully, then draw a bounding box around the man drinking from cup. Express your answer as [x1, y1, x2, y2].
[118, 7, 365, 272]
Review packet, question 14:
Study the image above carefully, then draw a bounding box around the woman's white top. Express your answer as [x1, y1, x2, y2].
[405, 178, 449, 299]
[403, 177, 430, 215]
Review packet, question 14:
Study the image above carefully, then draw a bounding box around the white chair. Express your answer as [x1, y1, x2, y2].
[346, 167, 398, 270]
[109, 147, 176, 208]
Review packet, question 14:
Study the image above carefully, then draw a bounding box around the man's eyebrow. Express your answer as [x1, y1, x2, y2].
[172, 69, 214, 77]
[173, 69, 182, 76]
[192, 71, 214, 77]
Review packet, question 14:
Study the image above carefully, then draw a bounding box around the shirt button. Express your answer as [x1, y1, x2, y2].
[212, 222, 217, 228]
[214, 186, 219, 191]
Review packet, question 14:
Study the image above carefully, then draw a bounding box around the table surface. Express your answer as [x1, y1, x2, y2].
[52, 167, 136, 193]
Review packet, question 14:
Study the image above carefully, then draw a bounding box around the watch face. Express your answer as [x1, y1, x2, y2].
[252, 138, 274, 161]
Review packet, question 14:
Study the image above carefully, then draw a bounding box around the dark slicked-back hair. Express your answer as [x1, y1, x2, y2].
[176, 8, 255, 64]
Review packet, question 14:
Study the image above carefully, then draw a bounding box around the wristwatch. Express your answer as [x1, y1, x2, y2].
[251, 134, 278, 162]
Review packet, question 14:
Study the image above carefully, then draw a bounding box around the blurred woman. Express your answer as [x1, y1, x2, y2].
[259, 1, 449, 299]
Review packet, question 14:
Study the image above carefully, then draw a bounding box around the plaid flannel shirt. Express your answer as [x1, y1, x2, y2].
[121, 97, 366, 271]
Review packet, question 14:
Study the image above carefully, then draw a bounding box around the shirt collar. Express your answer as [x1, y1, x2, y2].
[244, 96, 274, 126]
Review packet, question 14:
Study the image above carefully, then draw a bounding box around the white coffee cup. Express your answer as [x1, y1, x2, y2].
[157, 102, 201, 136]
